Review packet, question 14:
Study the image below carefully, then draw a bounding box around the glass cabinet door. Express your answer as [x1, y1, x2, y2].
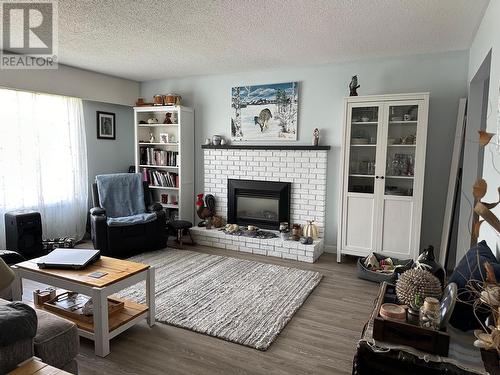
[348, 106, 379, 194]
[384, 104, 418, 196]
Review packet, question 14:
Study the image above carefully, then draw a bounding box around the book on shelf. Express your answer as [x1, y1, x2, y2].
[140, 168, 179, 188]
[140, 147, 178, 167]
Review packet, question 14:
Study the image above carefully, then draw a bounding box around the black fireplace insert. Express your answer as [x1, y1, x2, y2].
[227, 179, 291, 230]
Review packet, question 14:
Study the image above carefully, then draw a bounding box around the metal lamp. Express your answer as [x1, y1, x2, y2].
[0, 258, 15, 291]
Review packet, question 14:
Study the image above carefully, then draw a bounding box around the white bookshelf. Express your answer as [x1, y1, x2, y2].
[134, 105, 194, 222]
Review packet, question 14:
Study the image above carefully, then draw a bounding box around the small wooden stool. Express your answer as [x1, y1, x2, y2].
[167, 220, 195, 248]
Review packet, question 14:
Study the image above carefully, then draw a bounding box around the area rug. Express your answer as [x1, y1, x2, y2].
[118, 249, 322, 350]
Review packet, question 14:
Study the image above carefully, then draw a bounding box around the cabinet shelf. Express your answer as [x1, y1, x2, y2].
[139, 142, 179, 146]
[385, 175, 414, 179]
[139, 165, 178, 169]
[148, 186, 179, 190]
[349, 174, 374, 178]
[350, 144, 376, 147]
[388, 144, 416, 147]
[160, 203, 179, 209]
[389, 121, 417, 125]
[137, 124, 179, 127]
[352, 121, 378, 125]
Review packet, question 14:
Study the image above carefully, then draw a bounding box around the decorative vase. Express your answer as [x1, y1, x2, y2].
[212, 135, 222, 146]
[416, 245, 446, 287]
[164, 94, 181, 106]
[303, 220, 319, 240]
[313, 128, 320, 146]
[153, 94, 163, 106]
[279, 222, 289, 241]
[291, 224, 302, 240]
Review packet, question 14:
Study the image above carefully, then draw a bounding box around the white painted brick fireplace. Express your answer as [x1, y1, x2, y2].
[190, 146, 329, 263]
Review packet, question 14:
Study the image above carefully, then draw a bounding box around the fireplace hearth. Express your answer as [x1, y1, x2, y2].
[228, 179, 291, 230]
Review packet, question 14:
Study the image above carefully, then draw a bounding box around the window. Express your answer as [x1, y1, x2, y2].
[0, 88, 88, 247]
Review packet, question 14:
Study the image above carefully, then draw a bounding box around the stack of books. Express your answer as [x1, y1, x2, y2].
[141, 169, 179, 188]
[140, 147, 178, 166]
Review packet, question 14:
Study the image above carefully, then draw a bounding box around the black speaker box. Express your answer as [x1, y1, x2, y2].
[4, 210, 44, 259]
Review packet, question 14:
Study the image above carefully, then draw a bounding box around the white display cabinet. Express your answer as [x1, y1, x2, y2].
[337, 93, 429, 262]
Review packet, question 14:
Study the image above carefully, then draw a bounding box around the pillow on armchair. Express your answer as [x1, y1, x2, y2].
[448, 240, 500, 331]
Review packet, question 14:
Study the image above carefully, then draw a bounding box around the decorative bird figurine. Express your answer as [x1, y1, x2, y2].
[196, 194, 210, 226]
[349, 75, 360, 96]
[205, 194, 216, 216]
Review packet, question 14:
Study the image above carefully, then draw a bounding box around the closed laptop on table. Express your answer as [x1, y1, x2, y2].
[36, 249, 100, 269]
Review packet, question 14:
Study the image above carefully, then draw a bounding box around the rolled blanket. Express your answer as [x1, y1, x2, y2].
[0, 302, 37, 346]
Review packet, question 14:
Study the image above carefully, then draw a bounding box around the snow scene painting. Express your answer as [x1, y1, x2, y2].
[231, 82, 298, 141]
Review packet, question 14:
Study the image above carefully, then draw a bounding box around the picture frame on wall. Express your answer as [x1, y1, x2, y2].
[231, 81, 298, 142]
[97, 111, 116, 140]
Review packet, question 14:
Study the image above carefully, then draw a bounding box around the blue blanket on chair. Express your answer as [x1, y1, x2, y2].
[95, 173, 156, 227]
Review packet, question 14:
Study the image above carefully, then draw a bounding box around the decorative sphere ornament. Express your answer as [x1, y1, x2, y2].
[396, 268, 442, 305]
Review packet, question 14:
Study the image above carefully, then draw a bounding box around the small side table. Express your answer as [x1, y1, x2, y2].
[8, 358, 71, 375]
[167, 220, 195, 248]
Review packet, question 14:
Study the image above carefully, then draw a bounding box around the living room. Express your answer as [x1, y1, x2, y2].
[0, 1, 499, 374]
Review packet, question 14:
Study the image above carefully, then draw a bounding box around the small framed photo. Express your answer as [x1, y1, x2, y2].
[159, 133, 169, 143]
[97, 111, 116, 140]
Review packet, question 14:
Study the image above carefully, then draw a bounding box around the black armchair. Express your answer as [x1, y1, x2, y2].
[90, 179, 166, 258]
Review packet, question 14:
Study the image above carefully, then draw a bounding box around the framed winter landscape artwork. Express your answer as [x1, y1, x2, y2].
[231, 82, 298, 141]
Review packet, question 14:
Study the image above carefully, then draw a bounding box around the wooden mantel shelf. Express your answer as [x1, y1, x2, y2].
[201, 144, 331, 150]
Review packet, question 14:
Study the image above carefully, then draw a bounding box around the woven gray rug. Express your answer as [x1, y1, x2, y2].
[118, 249, 322, 350]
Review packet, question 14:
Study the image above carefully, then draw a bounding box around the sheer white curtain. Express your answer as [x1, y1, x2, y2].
[0, 88, 88, 248]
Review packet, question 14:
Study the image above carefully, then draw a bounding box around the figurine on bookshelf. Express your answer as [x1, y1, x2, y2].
[149, 133, 155, 143]
[163, 112, 173, 124]
[159, 133, 169, 143]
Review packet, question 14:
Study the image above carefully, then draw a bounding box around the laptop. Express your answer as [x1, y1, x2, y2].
[37, 249, 100, 270]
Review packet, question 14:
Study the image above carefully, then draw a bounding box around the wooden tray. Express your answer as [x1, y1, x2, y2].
[372, 283, 450, 356]
[43, 292, 124, 323]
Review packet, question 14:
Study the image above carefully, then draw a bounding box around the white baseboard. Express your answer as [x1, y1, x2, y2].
[323, 244, 337, 254]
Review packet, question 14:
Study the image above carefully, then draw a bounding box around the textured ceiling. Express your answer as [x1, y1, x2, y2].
[58, 0, 489, 82]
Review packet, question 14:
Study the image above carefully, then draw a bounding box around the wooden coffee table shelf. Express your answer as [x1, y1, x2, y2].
[37, 298, 148, 333]
[12, 255, 155, 357]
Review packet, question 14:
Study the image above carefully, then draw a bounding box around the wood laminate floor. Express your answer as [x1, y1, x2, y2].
[24, 244, 378, 375]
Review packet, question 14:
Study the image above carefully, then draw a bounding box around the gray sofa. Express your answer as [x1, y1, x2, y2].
[0, 298, 79, 374]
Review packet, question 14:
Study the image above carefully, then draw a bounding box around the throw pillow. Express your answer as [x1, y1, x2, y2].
[448, 240, 500, 331]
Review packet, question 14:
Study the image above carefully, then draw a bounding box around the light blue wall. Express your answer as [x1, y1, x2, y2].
[83, 100, 135, 206]
[141, 51, 469, 253]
